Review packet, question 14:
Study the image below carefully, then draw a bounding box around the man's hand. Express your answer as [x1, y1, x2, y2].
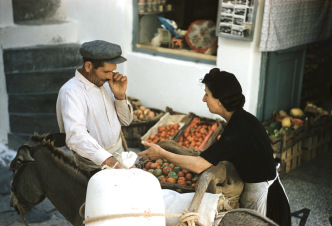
[137, 141, 164, 161]
[108, 72, 127, 100]
[102, 156, 122, 169]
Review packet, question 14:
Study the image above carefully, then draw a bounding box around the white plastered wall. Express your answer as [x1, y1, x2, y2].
[0, 0, 265, 142]
[0, 0, 13, 143]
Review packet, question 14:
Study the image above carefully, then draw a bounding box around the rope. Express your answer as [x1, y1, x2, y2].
[83, 209, 201, 225]
[101, 163, 118, 170]
[19, 210, 29, 226]
[218, 192, 233, 212]
[177, 210, 202, 226]
[11, 192, 29, 226]
[79, 202, 85, 218]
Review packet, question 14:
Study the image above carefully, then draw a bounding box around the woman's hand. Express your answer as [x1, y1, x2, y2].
[137, 141, 164, 161]
[139, 141, 212, 174]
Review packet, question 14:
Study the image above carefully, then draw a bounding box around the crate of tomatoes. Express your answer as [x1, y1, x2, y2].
[173, 113, 224, 151]
[140, 112, 192, 148]
[139, 158, 199, 193]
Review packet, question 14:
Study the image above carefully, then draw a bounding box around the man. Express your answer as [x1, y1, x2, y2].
[56, 40, 133, 169]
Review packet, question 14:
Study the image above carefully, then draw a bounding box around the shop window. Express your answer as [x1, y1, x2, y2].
[133, 0, 219, 64]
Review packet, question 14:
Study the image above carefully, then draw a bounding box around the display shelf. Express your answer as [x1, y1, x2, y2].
[136, 43, 217, 61]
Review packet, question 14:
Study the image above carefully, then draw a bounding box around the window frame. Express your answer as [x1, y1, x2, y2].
[132, 0, 218, 65]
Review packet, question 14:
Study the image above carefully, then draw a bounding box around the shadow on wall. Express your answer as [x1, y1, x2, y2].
[12, 0, 61, 24]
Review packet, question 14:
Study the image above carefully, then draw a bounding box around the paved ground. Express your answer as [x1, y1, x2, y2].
[0, 148, 331, 226]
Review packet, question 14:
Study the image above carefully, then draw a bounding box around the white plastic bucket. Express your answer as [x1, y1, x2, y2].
[84, 168, 165, 226]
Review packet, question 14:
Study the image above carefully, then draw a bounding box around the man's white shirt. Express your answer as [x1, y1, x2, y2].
[56, 70, 133, 165]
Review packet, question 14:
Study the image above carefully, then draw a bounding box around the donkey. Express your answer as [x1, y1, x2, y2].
[9, 133, 100, 226]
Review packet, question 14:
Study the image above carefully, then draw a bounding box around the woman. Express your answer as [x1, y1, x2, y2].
[138, 68, 291, 226]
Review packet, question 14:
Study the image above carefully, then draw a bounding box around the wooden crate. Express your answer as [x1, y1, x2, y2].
[316, 128, 330, 154]
[140, 111, 192, 149]
[271, 137, 282, 155]
[277, 140, 303, 177]
[285, 142, 303, 174]
[121, 107, 165, 147]
[273, 127, 305, 177]
[172, 112, 224, 151]
[302, 135, 317, 161]
[302, 116, 332, 161]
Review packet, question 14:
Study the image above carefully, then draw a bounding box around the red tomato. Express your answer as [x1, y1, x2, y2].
[162, 166, 173, 176]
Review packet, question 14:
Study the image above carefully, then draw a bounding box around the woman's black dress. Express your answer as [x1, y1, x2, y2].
[200, 108, 291, 226]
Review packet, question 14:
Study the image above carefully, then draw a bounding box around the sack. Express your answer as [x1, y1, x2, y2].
[162, 189, 221, 226]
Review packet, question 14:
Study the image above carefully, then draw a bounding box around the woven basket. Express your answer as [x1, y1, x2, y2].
[136, 159, 196, 193]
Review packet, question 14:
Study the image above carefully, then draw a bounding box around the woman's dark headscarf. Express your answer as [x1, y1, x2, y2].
[201, 68, 245, 111]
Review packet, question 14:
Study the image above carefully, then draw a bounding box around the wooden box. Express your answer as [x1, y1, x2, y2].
[122, 107, 165, 147]
[302, 116, 332, 161]
[172, 113, 224, 152]
[276, 139, 303, 178]
[140, 111, 192, 149]
[272, 124, 306, 177]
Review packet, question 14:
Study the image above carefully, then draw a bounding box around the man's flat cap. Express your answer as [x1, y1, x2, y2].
[79, 40, 127, 64]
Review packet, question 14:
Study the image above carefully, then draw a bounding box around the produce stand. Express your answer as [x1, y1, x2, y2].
[263, 111, 307, 178]
[140, 108, 225, 153]
[302, 102, 332, 162]
[264, 104, 332, 178]
[136, 142, 244, 211]
[140, 111, 192, 149]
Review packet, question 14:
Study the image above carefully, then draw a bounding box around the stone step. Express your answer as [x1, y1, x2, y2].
[3, 43, 81, 73]
[9, 113, 59, 134]
[8, 92, 58, 114]
[6, 68, 75, 94]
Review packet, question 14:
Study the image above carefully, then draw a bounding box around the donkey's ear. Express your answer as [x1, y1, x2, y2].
[45, 133, 66, 147]
[10, 145, 35, 171]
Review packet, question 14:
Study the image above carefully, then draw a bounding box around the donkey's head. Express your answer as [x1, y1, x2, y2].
[9, 133, 66, 215]
[9, 143, 45, 215]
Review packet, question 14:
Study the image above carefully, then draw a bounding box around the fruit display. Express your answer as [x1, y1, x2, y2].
[123, 97, 165, 148]
[176, 117, 218, 150]
[145, 123, 180, 144]
[304, 102, 330, 118]
[133, 105, 164, 122]
[264, 108, 305, 138]
[142, 159, 199, 187]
